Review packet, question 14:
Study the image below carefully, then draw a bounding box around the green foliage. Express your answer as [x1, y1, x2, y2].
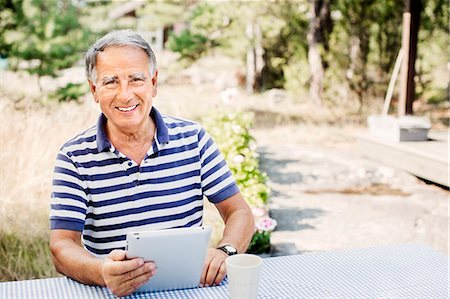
[425, 87, 448, 105]
[203, 112, 273, 254]
[203, 112, 270, 207]
[137, 1, 188, 30]
[50, 82, 89, 103]
[247, 231, 271, 255]
[259, 3, 309, 90]
[166, 29, 209, 61]
[0, 0, 19, 57]
[421, 0, 449, 33]
[3, 0, 90, 89]
[0, 232, 58, 281]
[159, 1, 446, 106]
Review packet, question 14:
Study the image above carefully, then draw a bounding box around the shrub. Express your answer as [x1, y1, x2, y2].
[203, 112, 270, 207]
[166, 29, 209, 61]
[50, 82, 89, 102]
[203, 112, 276, 254]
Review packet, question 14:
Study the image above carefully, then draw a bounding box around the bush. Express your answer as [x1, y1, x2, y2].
[50, 82, 89, 102]
[166, 29, 209, 61]
[203, 112, 270, 207]
[203, 112, 276, 254]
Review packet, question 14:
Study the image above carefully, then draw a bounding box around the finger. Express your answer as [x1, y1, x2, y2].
[126, 261, 157, 281]
[213, 262, 227, 286]
[144, 261, 157, 273]
[205, 256, 223, 286]
[109, 258, 144, 276]
[112, 269, 152, 297]
[123, 269, 154, 292]
[115, 286, 135, 298]
[108, 249, 127, 261]
[200, 250, 214, 286]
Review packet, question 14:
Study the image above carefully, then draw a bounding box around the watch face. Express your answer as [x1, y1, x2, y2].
[223, 245, 237, 255]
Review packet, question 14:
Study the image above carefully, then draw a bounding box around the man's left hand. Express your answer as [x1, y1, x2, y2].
[200, 248, 228, 287]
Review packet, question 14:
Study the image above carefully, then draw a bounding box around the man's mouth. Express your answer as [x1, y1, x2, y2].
[116, 104, 138, 112]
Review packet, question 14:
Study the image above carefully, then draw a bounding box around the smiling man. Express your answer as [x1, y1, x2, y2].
[49, 30, 254, 297]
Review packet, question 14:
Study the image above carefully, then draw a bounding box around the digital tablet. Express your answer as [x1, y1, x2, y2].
[125, 226, 211, 293]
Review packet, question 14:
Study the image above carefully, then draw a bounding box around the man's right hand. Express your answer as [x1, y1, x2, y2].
[102, 249, 157, 297]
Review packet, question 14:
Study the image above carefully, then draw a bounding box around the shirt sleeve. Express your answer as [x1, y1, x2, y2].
[198, 127, 240, 203]
[49, 150, 88, 231]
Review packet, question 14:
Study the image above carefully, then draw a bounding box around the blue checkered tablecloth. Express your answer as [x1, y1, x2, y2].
[1, 243, 449, 298]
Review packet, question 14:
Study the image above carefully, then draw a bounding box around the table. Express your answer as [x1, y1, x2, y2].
[1, 243, 448, 298]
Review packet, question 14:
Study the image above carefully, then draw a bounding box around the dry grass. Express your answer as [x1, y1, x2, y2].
[0, 96, 99, 235]
[0, 72, 100, 280]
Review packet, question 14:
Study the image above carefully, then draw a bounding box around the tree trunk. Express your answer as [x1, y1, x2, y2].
[307, 39, 324, 105]
[37, 75, 43, 94]
[346, 3, 370, 112]
[307, 0, 332, 105]
[246, 20, 264, 94]
[406, 0, 421, 114]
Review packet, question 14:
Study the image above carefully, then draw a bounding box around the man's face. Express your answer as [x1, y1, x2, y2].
[89, 46, 157, 134]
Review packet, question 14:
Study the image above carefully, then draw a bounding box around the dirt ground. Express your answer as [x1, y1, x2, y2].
[252, 125, 449, 257]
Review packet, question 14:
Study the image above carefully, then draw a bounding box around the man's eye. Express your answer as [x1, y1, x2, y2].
[131, 77, 144, 82]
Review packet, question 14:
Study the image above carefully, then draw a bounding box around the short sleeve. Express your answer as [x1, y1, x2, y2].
[49, 150, 88, 231]
[198, 127, 239, 203]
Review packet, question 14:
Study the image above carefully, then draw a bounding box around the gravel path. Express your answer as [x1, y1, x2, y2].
[252, 125, 449, 257]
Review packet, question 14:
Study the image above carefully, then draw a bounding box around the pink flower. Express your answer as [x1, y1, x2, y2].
[255, 217, 277, 232]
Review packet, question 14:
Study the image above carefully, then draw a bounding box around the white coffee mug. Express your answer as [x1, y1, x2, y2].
[226, 254, 263, 299]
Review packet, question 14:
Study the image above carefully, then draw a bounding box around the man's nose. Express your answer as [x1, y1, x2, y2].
[117, 80, 132, 100]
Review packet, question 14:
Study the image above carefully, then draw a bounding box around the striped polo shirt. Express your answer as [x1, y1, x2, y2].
[50, 107, 239, 257]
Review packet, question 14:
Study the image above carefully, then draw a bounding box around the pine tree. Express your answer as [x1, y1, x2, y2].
[3, 0, 89, 92]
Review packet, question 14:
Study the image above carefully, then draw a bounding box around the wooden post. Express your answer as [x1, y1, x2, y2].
[406, 0, 421, 114]
[398, 0, 421, 116]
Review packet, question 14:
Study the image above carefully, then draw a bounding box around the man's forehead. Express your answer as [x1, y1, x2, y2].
[97, 45, 147, 57]
[96, 46, 149, 67]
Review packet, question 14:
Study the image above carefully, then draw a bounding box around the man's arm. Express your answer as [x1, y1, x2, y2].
[50, 229, 157, 297]
[200, 191, 255, 286]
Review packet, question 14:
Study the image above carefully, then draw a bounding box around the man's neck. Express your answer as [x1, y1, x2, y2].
[106, 117, 156, 149]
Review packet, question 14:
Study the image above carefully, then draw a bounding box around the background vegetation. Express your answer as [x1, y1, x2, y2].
[0, 0, 448, 281]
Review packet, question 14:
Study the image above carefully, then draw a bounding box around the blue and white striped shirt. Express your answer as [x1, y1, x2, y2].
[50, 107, 239, 257]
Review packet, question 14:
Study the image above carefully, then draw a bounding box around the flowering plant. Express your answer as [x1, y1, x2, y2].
[247, 208, 277, 255]
[203, 113, 275, 255]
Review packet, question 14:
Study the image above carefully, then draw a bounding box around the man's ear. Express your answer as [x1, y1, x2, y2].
[88, 80, 99, 103]
[151, 70, 158, 97]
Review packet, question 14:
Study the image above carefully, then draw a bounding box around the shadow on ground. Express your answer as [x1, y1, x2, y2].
[270, 208, 324, 232]
[258, 148, 304, 186]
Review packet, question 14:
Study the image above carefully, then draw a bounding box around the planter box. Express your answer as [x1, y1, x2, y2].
[367, 115, 431, 142]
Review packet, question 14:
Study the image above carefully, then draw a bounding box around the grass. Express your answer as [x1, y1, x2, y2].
[0, 84, 99, 281]
[0, 232, 58, 282]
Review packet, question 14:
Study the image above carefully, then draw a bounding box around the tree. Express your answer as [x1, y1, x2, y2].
[3, 0, 90, 92]
[0, 0, 19, 58]
[307, 0, 333, 105]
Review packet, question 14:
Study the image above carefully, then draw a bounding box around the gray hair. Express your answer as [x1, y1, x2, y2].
[85, 30, 157, 83]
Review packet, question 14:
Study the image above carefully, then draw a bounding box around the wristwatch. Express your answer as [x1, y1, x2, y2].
[217, 244, 238, 256]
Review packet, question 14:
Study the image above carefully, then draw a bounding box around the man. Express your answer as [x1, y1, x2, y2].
[49, 30, 254, 297]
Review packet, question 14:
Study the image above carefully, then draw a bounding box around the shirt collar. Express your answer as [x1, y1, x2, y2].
[96, 107, 169, 152]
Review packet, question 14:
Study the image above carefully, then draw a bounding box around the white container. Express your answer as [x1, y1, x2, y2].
[367, 115, 431, 142]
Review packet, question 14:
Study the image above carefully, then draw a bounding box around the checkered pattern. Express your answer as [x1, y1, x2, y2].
[1, 244, 448, 298]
